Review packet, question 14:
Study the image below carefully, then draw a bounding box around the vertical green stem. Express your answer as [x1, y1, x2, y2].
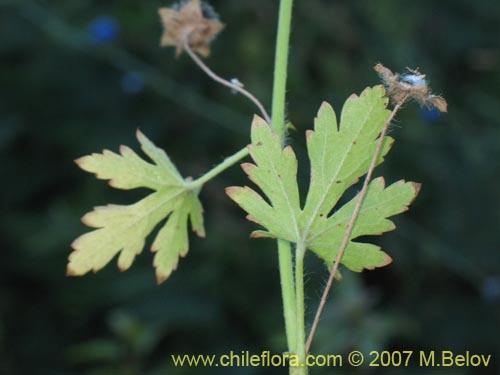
[273, 0, 296, 352]
[292, 242, 307, 374]
[272, 0, 294, 143]
[278, 239, 297, 352]
[271, 1, 306, 374]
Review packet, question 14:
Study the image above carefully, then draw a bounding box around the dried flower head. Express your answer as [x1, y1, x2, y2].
[158, 0, 224, 57]
[374, 63, 448, 112]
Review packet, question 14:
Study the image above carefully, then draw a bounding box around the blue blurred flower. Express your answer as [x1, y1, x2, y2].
[481, 276, 500, 302]
[121, 72, 144, 95]
[419, 106, 441, 124]
[88, 16, 120, 44]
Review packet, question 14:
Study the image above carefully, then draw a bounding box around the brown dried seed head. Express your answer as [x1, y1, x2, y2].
[428, 96, 448, 113]
[159, 0, 225, 57]
[374, 63, 448, 112]
[374, 63, 398, 84]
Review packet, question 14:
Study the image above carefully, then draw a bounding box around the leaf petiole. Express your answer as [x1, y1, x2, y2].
[186, 147, 249, 191]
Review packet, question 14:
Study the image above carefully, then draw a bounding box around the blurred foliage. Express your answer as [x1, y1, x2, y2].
[1, 0, 499, 374]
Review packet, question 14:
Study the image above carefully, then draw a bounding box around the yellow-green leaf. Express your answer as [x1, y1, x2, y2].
[226, 115, 301, 243]
[227, 86, 420, 273]
[68, 131, 205, 283]
[308, 178, 421, 271]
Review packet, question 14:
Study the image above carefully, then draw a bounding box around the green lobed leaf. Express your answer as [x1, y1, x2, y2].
[301, 86, 393, 235]
[68, 130, 205, 283]
[76, 130, 183, 191]
[308, 177, 420, 271]
[226, 115, 301, 243]
[227, 86, 420, 272]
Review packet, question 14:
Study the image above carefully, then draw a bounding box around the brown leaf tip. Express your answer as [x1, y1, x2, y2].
[251, 114, 268, 128]
[156, 274, 169, 284]
[374, 63, 448, 112]
[381, 254, 393, 267]
[412, 182, 422, 197]
[194, 228, 206, 238]
[225, 186, 239, 199]
[246, 214, 259, 224]
[159, 0, 224, 57]
[74, 156, 86, 167]
[241, 163, 255, 175]
[66, 265, 80, 277]
[319, 101, 333, 111]
[119, 145, 130, 155]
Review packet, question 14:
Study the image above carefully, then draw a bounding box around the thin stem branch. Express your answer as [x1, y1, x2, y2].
[183, 39, 271, 124]
[305, 98, 407, 353]
[271, 0, 294, 143]
[187, 147, 249, 190]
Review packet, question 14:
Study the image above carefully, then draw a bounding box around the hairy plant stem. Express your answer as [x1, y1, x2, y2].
[293, 242, 307, 373]
[183, 39, 271, 124]
[271, 1, 305, 374]
[272, 0, 294, 144]
[187, 147, 249, 191]
[278, 239, 297, 352]
[305, 98, 407, 353]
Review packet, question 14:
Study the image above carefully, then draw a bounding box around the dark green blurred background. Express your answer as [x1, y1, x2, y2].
[1, 0, 499, 374]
